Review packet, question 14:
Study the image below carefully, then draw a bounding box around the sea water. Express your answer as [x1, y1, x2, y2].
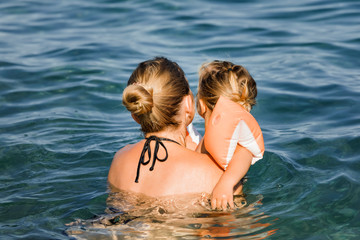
[1, 0, 359, 239]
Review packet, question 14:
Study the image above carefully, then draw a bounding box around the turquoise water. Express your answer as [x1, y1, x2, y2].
[1, 0, 359, 239]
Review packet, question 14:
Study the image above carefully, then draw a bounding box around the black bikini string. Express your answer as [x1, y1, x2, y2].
[135, 135, 180, 183]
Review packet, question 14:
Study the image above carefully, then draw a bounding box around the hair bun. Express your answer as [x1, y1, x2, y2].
[122, 84, 153, 115]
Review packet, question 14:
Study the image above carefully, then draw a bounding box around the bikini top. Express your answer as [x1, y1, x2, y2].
[135, 135, 180, 183]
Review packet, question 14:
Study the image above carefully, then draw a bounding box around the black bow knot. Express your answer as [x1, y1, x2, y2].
[135, 135, 180, 183]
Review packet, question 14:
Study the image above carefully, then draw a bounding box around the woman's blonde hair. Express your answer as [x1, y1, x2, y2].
[122, 57, 190, 133]
[197, 60, 257, 114]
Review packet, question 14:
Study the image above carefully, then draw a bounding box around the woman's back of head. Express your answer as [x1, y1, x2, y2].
[122, 57, 190, 133]
[197, 60, 257, 113]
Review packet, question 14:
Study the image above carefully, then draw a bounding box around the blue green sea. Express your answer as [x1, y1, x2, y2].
[1, 0, 359, 239]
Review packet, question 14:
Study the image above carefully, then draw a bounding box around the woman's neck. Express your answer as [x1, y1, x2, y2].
[144, 126, 187, 147]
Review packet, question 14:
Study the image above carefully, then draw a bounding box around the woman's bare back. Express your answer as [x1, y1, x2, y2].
[108, 140, 223, 197]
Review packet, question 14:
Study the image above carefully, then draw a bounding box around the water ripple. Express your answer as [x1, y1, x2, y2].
[1, 0, 360, 239]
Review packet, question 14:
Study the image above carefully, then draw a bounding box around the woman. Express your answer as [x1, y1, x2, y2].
[108, 57, 223, 197]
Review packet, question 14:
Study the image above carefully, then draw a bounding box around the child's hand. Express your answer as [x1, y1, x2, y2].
[211, 180, 234, 210]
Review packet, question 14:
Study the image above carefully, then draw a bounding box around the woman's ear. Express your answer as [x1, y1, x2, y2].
[131, 113, 141, 124]
[184, 94, 195, 126]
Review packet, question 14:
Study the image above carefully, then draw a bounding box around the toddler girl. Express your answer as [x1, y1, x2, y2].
[196, 60, 264, 210]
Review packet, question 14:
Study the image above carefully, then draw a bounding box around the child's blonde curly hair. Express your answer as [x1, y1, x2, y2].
[197, 60, 257, 114]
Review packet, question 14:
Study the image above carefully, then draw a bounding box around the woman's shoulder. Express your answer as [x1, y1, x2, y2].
[108, 141, 144, 187]
[172, 146, 222, 172]
[163, 146, 223, 194]
[113, 141, 144, 161]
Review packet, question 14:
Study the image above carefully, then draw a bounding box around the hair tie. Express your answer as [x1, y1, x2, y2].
[228, 68, 233, 72]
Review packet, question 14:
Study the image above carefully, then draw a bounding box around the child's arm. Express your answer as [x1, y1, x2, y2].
[185, 123, 202, 151]
[195, 137, 206, 153]
[211, 145, 252, 210]
[185, 134, 198, 151]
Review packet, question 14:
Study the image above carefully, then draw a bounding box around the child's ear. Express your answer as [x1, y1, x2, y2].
[184, 94, 195, 126]
[131, 113, 140, 124]
[198, 99, 207, 118]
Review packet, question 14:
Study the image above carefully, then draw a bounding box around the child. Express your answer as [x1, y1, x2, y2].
[195, 60, 264, 210]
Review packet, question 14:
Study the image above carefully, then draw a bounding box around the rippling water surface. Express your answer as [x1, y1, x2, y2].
[1, 0, 359, 239]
